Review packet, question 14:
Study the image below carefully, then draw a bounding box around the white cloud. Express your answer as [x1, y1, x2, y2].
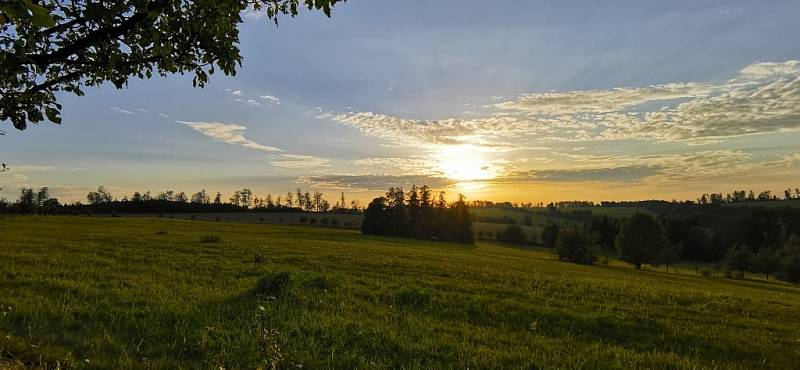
[269, 154, 330, 169]
[178, 121, 284, 153]
[109, 106, 135, 115]
[260, 95, 280, 104]
[232, 90, 242, 96]
[322, 60, 800, 146]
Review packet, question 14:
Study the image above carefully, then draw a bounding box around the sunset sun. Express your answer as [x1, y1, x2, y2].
[437, 145, 496, 181]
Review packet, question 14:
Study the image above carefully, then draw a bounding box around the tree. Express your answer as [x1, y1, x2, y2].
[17, 187, 35, 213]
[556, 228, 596, 264]
[615, 212, 667, 269]
[285, 192, 294, 207]
[87, 186, 113, 205]
[751, 248, 782, 281]
[724, 246, 753, 279]
[190, 190, 210, 204]
[657, 244, 680, 273]
[541, 223, 560, 247]
[522, 215, 533, 226]
[361, 197, 386, 235]
[777, 236, 800, 284]
[213, 192, 222, 205]
[500, 225, 526, 244]
[1, 0, 344, 130]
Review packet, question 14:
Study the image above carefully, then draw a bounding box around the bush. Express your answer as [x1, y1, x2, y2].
[330, 219, 339, 227]
[309, 218, 317, 225]
[395, 287, 432, 309]
[199, 235, 221, 243]
[556, 228, 596, 264]
[299, 216, 308, 224]
[500, 225, 526, 244]
[256, 272, 292, 297]
[155, 230, 168, 235]
[321, 218, 330, 226]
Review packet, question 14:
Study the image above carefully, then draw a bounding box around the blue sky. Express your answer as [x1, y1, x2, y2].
[2, 0, 800, 203]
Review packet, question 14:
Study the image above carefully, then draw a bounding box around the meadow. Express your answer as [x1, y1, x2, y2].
[1, 216, 799, 369]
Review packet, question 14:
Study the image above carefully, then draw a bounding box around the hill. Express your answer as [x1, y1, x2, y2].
[1, 216, 799, 369]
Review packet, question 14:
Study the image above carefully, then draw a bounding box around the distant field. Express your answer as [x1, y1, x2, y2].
[472, 208, 585, 227]
[570, 206, 653, 218]
[473, 221, 543, 243]
[2, 216, 799, 369]
[117, 212, 363, 229]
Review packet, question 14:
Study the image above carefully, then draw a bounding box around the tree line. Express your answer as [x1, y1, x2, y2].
[0, 186, 361, 215]
[542, 209, 800, 284]
[361, 186, 474, 245]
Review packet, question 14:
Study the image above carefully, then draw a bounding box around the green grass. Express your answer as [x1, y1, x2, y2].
[1, 216, 800, 369]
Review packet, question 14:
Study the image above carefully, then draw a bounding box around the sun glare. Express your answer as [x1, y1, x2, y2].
[437, 145, 496, 181]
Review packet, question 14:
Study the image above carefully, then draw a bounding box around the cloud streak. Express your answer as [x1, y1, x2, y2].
[178, 121, 284, 153]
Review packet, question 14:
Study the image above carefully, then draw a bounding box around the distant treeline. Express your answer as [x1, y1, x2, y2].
[0, 186, 361, 215]
[468, 187, 800, 211]
[362, 186, 474, 245]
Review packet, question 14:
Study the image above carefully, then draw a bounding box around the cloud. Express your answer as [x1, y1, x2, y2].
[298, 174, 455, 191]
[178, 121, 284, 153]
[232, 90, 242, 96]
[109, 106, 135, 115]
[269, 154, 331, 169]
[497, 150, 757, 184]
[494, 83, 715, 114]
[322, 60, 800, 146]
[260, 95, 280, 104]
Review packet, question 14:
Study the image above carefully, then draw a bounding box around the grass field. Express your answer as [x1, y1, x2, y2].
[2, 216, 800, 369]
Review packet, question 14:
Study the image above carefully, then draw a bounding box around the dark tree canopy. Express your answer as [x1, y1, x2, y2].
[0, 0, 342, 131]
[615, 212, 668, 269]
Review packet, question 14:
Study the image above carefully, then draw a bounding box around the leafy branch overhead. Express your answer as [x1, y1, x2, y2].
[0, 0, 343, 130]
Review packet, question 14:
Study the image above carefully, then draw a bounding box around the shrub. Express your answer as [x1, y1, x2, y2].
[299, 216, 308, 224]
[309, 218, 317, 225]
[330, 219, 339, 227]
[395, 287, 432, 309]
[254, 254, 267, 264]
[321, 218, 330, 226]
[556, 228, 596, 264]
[256, 272, 292, 297]
[199, 235, 221, 243]
[155, 230, 168, 235]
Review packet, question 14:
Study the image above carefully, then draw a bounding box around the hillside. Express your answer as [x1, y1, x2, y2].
[1, 216, 799, 369]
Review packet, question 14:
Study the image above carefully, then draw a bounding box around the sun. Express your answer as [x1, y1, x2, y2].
[436, 145, 496, 181]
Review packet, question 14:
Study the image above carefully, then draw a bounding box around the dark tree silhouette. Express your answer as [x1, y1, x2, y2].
[361, 186, 474, 245]
[541, 223, 560, 247]
[556, 228, 596, 264]
[615, 212, 667, 269]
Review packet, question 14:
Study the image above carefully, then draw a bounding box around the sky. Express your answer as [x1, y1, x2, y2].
[2, 0, 800, 204]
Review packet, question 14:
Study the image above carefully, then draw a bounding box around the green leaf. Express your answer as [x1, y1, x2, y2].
[26, 0, 55, 28]
[45, 107, 61, 124]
